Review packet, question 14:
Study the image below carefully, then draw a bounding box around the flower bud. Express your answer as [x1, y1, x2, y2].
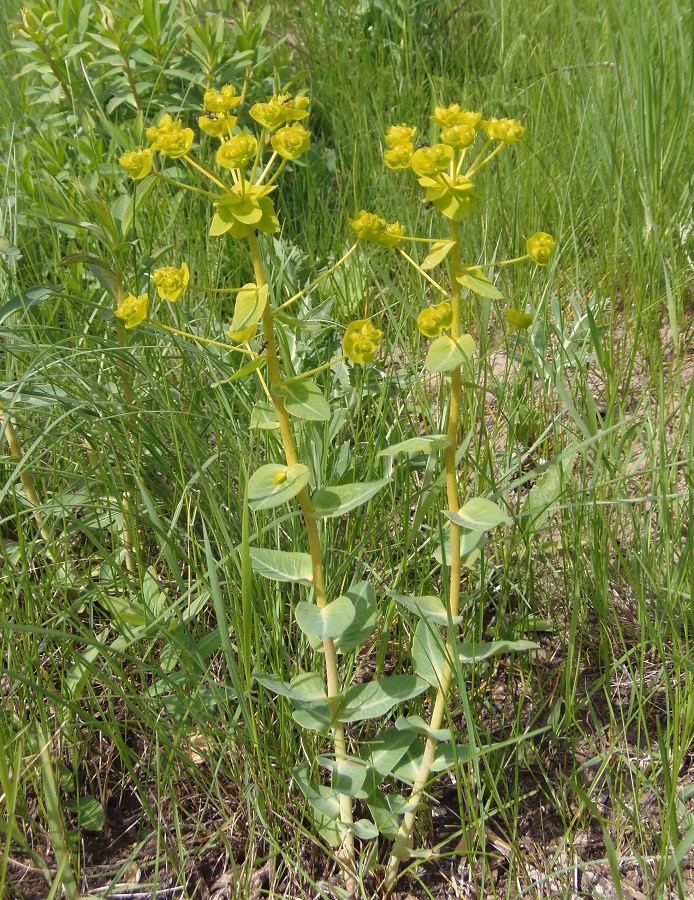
[152, 263, 189, 302]
[526, 232, 556, 265]
[119, 148, 152, 180]
[343, 320, 383, 365]
[410, 144, 453, 177]
[204, 85, 241, 113]
[198, 112, 235, 138]
[216, 133, 257, 169]
[271, 122, 311, 160]
[385, 124, 417, 147]
[115, 292, 148, 329]
[482, 118, 525, 144]
[251, 93, 310, 130]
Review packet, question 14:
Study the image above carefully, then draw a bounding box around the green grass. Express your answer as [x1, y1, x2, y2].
[1, 0, 693, 897]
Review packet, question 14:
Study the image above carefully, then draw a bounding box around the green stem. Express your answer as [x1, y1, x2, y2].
[385, 219, 464, 892]
[183, 154, 229, 191]
[282, 356, 348, 385]
[149, 320, 253, 355]
[246, 228, 356, 896]
[153, 171, 220, 199]
[466, 141, 504, 177]
[397, 248, 449, 296]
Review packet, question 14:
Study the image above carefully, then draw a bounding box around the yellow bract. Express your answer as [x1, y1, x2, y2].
[417, 301, 454, 338]
[146, 114, 194, 158]
[152, 263, 190, 302]
[482, 118, 525, 144]
[198, 112, 236, 138]
[410, 144, 453, 177]
[204, 85, 241, 113]
[271, 122, 311, 160]
[119, 148, 152, 180]
[227, 323, 258, 343]
[115, 292, 148, 329]
[349, 211, 404, 247]
[216, 133, 257, 169]
[250, 93, 310, 130]
[343, 320, 383, 365]
[526, 232, 556, 265]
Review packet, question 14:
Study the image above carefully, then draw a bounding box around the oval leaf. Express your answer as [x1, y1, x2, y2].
[395, 715, 451, 743]
[338, 675, 428, 723]
[386, 589, 462, 626]
[310, 478, 389, 518]
[335, 581, 379, 652]
[424, 334, 475, 373]
[412, 619, 446, 687]
[248, 463, 310, 510]
[250, 401, 279, 430]
[295, 594, 356, 641]
[421, 240, 455, 270]
[378, 435, 451, 456]
[445, 497, 512, 530]
[433, 527, 486, 569]
[249, 548, 313, 584]
[275, 378, 331, 421]
[457, 268, 504, 299]
[457, 639, 539, 664]
[231, 282, 269, 333]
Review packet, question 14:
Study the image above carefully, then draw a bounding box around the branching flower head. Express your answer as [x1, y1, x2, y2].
[250, 93, 310, 130]
[204, 84, 241, 113]
[440, 124, 476, 150]
[482, 117, 525, 144]
[417, 301, 454, 338]
[152, 263, 190, 302]
[350, 211, 404, 247]
[146, 114, 194, 158]
[384, 143, 414, 170]
[343, 319, 383, 364]
[526, 232, 556, 265]
[386, 124, 417, 147]
[216, 133, 257, 170]
[115, 292, 148, 329]
[410, 144, 454, 177]
[198, 112, 236, 138]
[119, 148, 152, 180]
[430, 104, 482, 129]
[271, 122, 311, 160]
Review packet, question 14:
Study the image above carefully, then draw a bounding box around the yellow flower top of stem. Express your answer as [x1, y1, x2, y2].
[350, 211, 404, 247]
[482, 117, 525, 144]
[250, 93, 310, 130]
[271, 122, 311, 160]
[430, 104, 482, 129]
[152, 263, 190, 302]
[343, 319, 383, 364]
[198, 112, 236, 138]
[204, 85, 241, 113]
[410, 144, 453, 177]
[119, 148, 152, 180]
[115, 292, 148, 329]
[385, 124, 417, 147]
[146, 114, 194, 158]
[526, 232, 556, 265]
[216, 132, 257, 170]
[384, 143, 414, 170]
[440, 123, 476, 149]
[417, 301, 454, 338]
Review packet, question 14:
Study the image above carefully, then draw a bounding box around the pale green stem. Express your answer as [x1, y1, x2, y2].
[385, 219, 464, 892]
[189, 285, 248, 294]
[249, 128, 268, 183]
[282, 355, 348, 385]
[397, 248, 449, 296]
[475, 254, 530, 268]
[256, 149, 278, 185]
[183, 154, 229, 191]
[246, 229, 356, 896]
[275, 243, 359, 314]
[153, 171, 220, 199]
[263, 158, 288, 189]
[466, 141, 504, 177]
[465, 138, 492, 177]
[149, 320, 253, 355]
[403, 236, 450, 244]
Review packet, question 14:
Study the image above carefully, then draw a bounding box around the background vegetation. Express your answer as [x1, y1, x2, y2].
[0, 0, 692, 897]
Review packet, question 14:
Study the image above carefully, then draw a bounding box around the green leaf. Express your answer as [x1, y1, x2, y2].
[444, 497, 512, 531]
[250, 401, 279, 430]
[425, 334, 475, 373]
[0, 285, 61, 323]
[247, 463, 310, 511]
[430, 743, 471, 772]
[378, 434, 451, 456]
[64, 796, 105, 832]
[387, 589, 462, 626]
[292, 701, 333, 733]
[209, 211, 234, 237]
[420, 240, 455, 270]
[228, 355, 266, 382]
[230, 282, 269, 334]
[293, 767, 343, 847]
[0, 236, 22, 259]
[433, 527, 486, 568]
[395, 715, 451, 742]
[521, 454, 576, 534]
[295, 595, 355, 641]
[338, 675, 428, 723]
[317, 754, 372, 798]
[310, 478, 389, 518]
[249, 548, 313, 584]
[366, 788, 408, 839]
[350, 819, 379, 840]
[412, 620, 446, 686]
[457, 639, 539, 664]
[334, 581, 379, 652]
[274, 378, 330, 421]
[457, 268, 504, 299]
[360, 727, 418, 776]
[254, 671, 326, 703]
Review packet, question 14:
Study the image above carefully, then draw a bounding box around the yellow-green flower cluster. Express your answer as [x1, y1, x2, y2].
[349, 211, 404, 247]
[152, 263, 189, 302]
[482, 117, 525, 144]
[145, 114, 194, 158]
[115, 292, 148, 329]
[204, 85, 241, 113]
[384, 124, 416, 170]
[343, 320, 383, 365]
[217, 132, 257, 169]
[250, 93, 310, 130]
[417, 301, 454, 338]
[526, 232, 556, 265]
[431, 104, 481, 150]
[119, 148, 152, 180]
[271, 122, 311, 160]
[198, 112, 236, 138]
